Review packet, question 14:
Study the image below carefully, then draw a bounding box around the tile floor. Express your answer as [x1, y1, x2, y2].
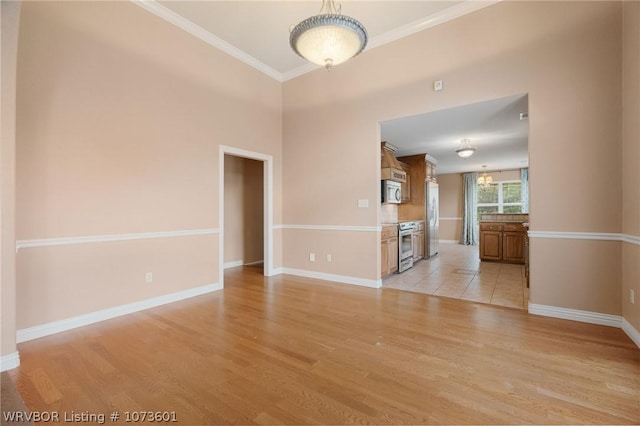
[383, 243, 528, 309]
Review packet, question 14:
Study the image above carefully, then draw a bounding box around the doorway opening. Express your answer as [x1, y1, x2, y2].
[218, 146, 274, 288]
[378, 94, 530, 309]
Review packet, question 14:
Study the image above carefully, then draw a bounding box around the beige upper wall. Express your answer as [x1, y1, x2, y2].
[16, 1, 282, 240]
[622, 1, 640, 238]
[1, 1, 21, 359]
[285, 1, 621, 233]
[437, 173, 462, 242]
[283, 2, 625, 307]
[14, 1, 282, 330]
[621, 1, 640, 330]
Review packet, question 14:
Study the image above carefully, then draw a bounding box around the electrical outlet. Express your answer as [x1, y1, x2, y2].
[433, 80, 443, 91]
[309, 253, 315, 262]
[145, 272, 153, 283]
[327, 254, 332, 262]
[630, 289, 635, 304]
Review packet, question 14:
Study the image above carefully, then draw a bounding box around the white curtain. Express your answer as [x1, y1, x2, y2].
[521, 168, 529, 213]
[461, 172, 478, 245]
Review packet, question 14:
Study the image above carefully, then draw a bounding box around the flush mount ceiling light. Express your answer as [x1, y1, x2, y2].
[290, 0, 368, 70]
[478, 165, 493, 188]
[456, 138, 476, 158]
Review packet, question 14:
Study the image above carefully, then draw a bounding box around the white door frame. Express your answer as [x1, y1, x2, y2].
[219, 145, 274, 287]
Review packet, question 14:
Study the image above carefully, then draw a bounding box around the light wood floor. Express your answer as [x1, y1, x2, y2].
[9, 267, 639, 425]
[384, 243, 528, 309]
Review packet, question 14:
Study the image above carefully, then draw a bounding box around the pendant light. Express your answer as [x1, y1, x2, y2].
[456, 138, 476, 158]
[478, 165, 493, 188]
[290, 0, 368, 70]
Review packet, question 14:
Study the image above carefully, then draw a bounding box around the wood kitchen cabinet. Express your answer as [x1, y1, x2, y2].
[479, 222, 526, 264]
[479, 229, 503, 260]
[413, 221, 425, 261]
[503, 223, 527, 264]
[381, 225, 398, 277]
[425, 155, 437, 183]
[399, 161, 411, 203]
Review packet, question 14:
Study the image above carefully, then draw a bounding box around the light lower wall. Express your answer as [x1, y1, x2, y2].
[1, 1, 21, 362]
[283, 229, 378, 281]
[530, 238, 621, 315]
[622, 1, 640, 330]
[224, 156, 264, 266]
[283, 1, 624, 315]
[15, 2, 282, 331]
[16, 235, 217, 329]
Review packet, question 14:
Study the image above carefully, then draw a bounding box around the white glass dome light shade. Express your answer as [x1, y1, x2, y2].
[290, 14, 367, 70]
[456, 147, 476, 158]
[456, 138, 476, 158]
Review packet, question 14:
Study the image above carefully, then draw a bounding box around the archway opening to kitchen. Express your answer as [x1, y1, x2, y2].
[379, 94, 530, 310]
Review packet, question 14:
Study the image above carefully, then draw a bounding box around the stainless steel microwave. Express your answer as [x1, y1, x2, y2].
[382, 180, 401, 204]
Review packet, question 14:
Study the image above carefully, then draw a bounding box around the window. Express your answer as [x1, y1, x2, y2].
[477, 181, 523, 218]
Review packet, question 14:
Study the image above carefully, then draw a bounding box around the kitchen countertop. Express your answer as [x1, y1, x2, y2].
[382, 219, 424, 226]
[479, 219, 528, 223]
[479, 213, 529, 224]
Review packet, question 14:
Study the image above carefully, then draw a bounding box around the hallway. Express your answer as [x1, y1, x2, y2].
[382, 243, 527, 309]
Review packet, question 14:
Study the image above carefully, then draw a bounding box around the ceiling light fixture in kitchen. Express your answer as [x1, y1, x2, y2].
[456, 138, 476, 158]
[478, 165, 493, 188]
[290, 0, 368, 70]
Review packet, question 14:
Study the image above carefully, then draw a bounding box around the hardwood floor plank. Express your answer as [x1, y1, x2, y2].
[9, 266, 639, 425]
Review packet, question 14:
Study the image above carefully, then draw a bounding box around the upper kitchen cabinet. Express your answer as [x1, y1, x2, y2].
[397, 154, 427, 220]
[380, 141, 406, 183]
[425, 154, 437, 183]
[398, 160, 411, 203]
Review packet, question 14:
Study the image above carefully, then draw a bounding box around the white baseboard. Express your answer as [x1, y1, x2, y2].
[528, 303, 622, 327]
[439, 240, 459, 244]
[281, 268, 381, 289]
[267, 267, 283, 276]
[0, 352, 20, 372]
[224, 260, 264, 269]
[528, 303, 640, 348]
[223, 260, 243, 269]
[17, 282, 222, 343]
[622, 318, 640, 348]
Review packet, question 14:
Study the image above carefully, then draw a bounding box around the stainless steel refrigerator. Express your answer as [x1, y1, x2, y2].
[425, 180, 439, 258]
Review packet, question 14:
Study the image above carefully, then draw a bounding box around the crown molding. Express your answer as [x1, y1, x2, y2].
[366, 1, 501, 51]
[130, 0, 284, 82]
[131, 0, 502, 83]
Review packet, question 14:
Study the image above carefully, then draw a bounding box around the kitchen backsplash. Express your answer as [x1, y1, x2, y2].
[480, 213, 529, 222]
[381, 204, 398, 224]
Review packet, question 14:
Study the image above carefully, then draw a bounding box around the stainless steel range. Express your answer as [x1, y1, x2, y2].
[398, 221, 415, 273]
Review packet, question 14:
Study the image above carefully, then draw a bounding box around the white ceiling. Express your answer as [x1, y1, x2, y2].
[381, 94, 529, 175]
[135, 0, 499, 81]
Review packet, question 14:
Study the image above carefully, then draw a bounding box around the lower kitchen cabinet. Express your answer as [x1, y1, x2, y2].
[479, 222, 526, 264]
[381, 225, 398, 277]
[503, 231, 526, 263]
[479, 230, 502, 260]
[413, 221, 425, 261]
